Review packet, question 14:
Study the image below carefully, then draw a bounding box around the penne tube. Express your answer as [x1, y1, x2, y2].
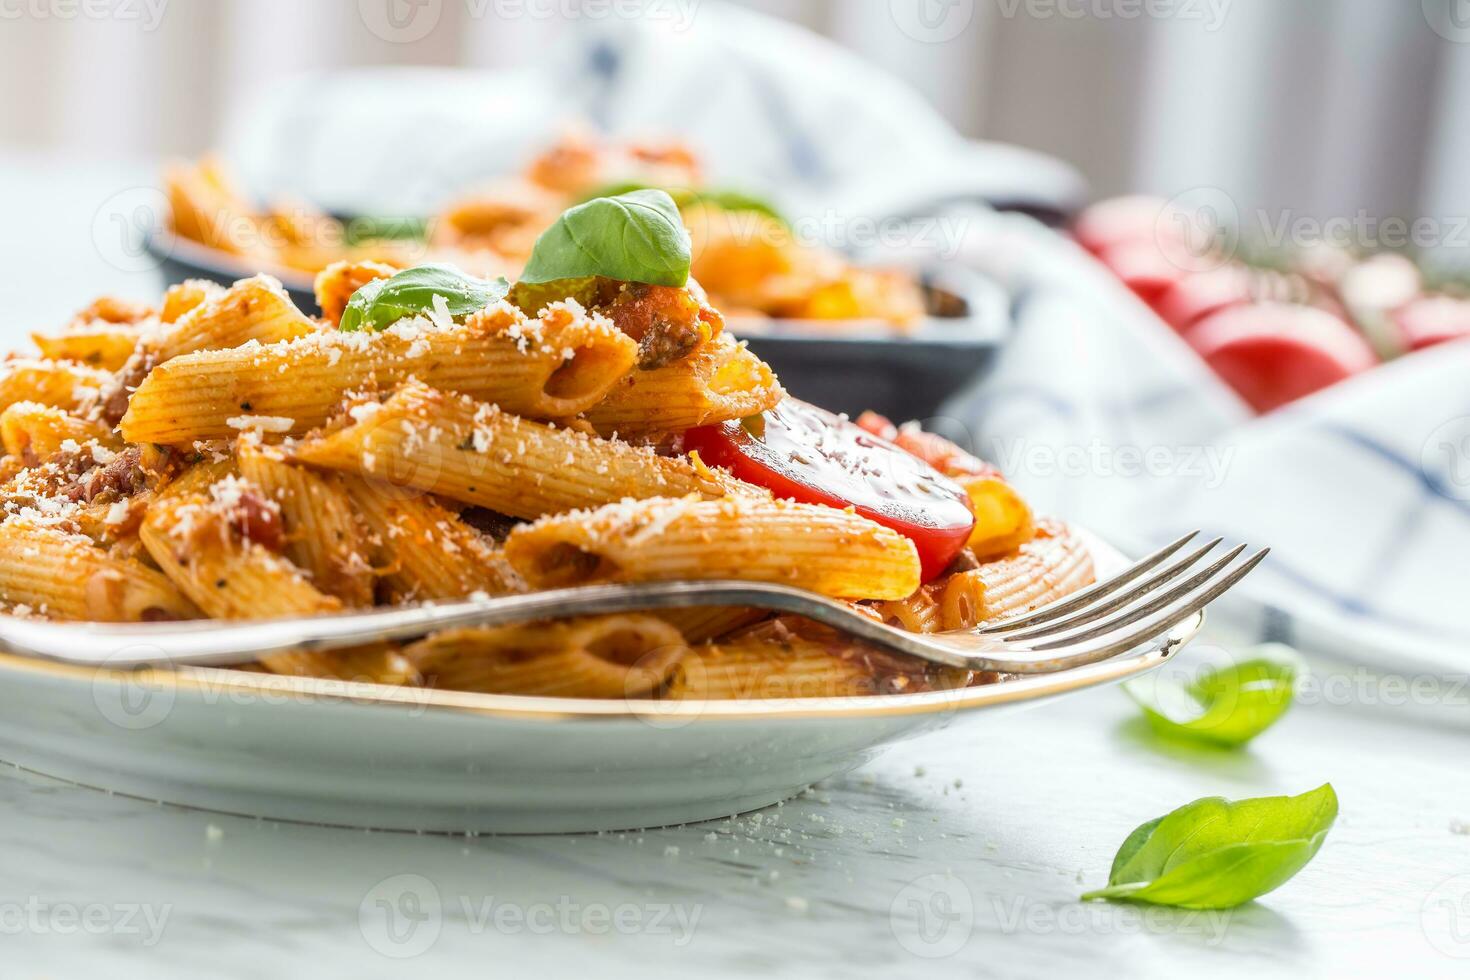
[583, 334, 784, 436]
[937, 569, 987, 631]
[667, 634, 877, 700]
[140, 480, 415, 683]
[505, 495, 921, 600]
[236, 441, 376, 607]
[291, 381, 733, 519]
[32, 324, 141, 371]
[147, 274, 318, 363]
[0, 359, 111, 415]
[0, 516, 199, 621]
[121, 301, 637, 444]
[341, 475, 521, 601]
[652, 606, 769, 643]
[874, 583, 944, 633]
[314, 259, 401, 325]
[973, 521, 1094, 624]
[0, 402, 117, 464]
[407, 615, 688, 698]
[159, 278, 225, 324]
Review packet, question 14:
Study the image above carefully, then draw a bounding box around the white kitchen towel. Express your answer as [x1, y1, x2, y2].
[950, 209, 1470, 676]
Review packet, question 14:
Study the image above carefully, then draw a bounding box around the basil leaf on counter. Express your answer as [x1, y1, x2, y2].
[1124, 643, 1302, 747]
[519, 190, 690, 287]
[339, 264, 509, 332]
[1082, 784, 1337, 909]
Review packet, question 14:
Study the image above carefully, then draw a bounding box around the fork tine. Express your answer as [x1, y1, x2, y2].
[973, 530, 1200, 634]
[992, 548, 1269, 673]
[998, 538, 1234, 642]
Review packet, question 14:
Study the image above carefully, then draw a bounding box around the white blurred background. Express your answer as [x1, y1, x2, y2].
[1, 0, 1467, 221]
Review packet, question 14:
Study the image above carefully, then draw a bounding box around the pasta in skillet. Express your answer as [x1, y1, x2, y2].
[0, 190, 1092, 700]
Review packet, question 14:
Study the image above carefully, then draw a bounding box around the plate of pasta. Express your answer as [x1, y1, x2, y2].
[0, 190, 1195, 831]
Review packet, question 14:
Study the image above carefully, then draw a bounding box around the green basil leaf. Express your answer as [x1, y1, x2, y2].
[578, 182, 787, 225]
[520, 189, 691, 287]
[342, 214, 428, 247]
[695, 189, 787, 225]
[339, 263, 509, 332]
[1083, 784, 1337, 909]
[1124, 643, 1302, 747]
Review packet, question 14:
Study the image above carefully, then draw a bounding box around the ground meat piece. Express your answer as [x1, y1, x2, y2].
[943, 549, 983, 574]
[60, 446, 145, 503]
[101, 349, 157, 426]
[458, 507, 522, 543]
[228, 490, 285, 552]
[597, 283, 724, 369]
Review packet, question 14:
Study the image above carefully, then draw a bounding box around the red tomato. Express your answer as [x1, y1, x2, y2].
[1154, 265, 1256, 332]
[1185, 303, 1377, 413]
[1098, 240, 1190, 307]
[1391, 296, 1470, 352]
[1073, 196, 1173, 255]
[685, 401, 976, 581]
[855, 411, 999, 479]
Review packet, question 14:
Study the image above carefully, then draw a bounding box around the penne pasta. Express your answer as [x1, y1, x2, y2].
[0, 402, 117, 464]
[407, 615, 687, 697]
[236, 441, 377, 606]
[147, 274, 318, 363]
[584, 334, 783, 436]
[0, 359, 111, 415]
[341, 475, 521, 601]
[875, 584, 944, 633]
[0, 516, 198, 621]
[140, 475, 415, 683]
[290, 381, 734, 518]
[159, 278, 225, 324]
[32, 324, 141, 371]
[667, 633, 878, 700]
[314, 259, 401, 326]
[972, 521, 1094, 624]
[505, 495, 921, 600]
[121, 300, 636, 444]
[652, 606, 769, 643]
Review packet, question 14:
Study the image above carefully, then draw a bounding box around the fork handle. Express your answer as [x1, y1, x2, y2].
[0, 581, 980, 669]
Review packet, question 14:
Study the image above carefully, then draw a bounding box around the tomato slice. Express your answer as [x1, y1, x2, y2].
[684, 401, 976, 581]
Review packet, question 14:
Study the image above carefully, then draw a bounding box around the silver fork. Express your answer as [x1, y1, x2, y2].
[0, 532, 1264, 674]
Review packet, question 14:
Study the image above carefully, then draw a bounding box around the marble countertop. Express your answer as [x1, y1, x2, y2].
[2, 155, 1467, 979]
[4, 682, 1467, 979]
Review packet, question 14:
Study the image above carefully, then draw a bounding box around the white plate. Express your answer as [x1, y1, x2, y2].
[0, 536, 1198, 833]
